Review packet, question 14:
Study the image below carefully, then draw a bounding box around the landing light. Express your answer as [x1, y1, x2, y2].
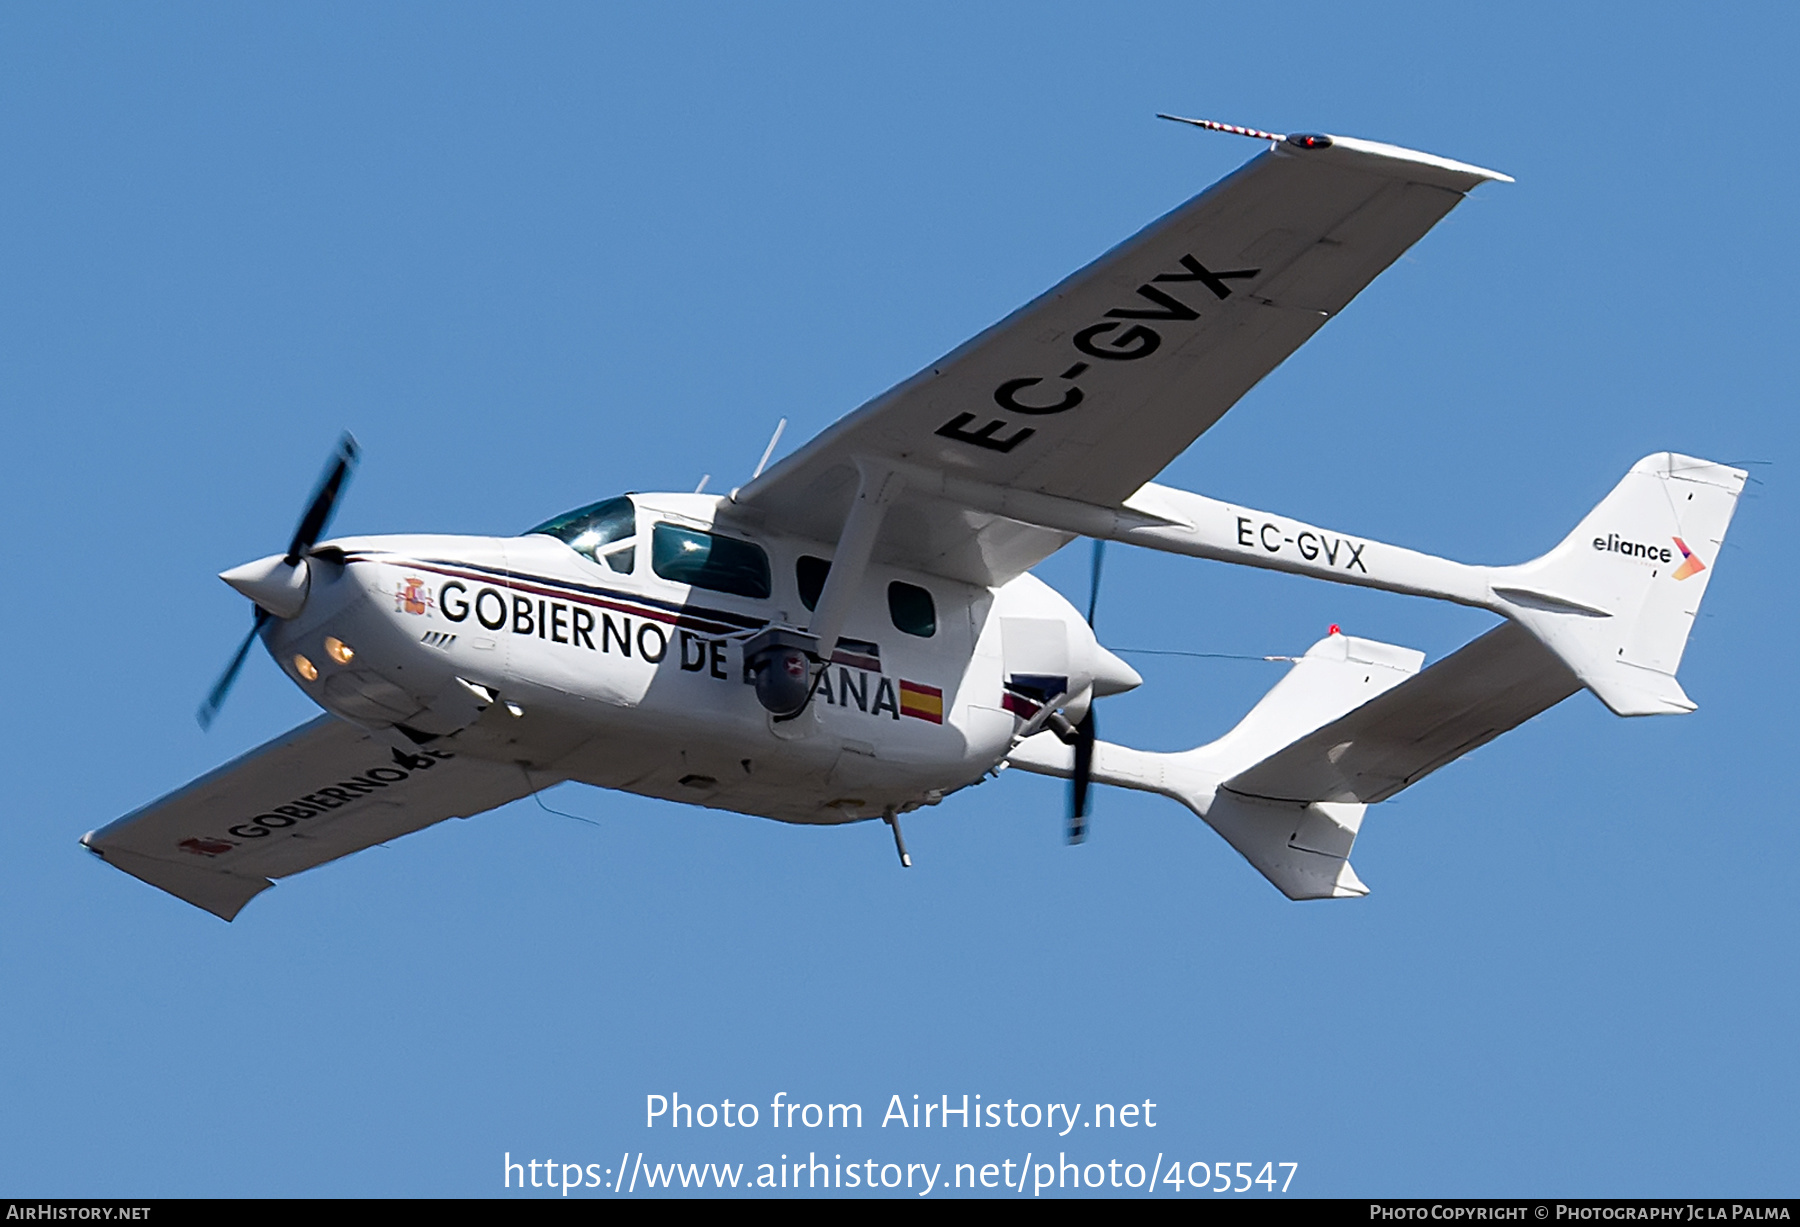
[294, 654, 319, 681]
[324, 636, 355, 665]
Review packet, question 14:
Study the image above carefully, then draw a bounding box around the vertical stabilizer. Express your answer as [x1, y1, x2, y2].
[1489, 453, 1745, 715]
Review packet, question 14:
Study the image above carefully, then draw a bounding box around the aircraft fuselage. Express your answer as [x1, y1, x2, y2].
[258, 492, 1129, 826]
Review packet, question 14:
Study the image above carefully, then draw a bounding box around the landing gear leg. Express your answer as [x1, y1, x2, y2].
[882, 807, 912, 869]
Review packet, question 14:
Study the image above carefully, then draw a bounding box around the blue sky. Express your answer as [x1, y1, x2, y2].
[2, 3, 1794, 1198]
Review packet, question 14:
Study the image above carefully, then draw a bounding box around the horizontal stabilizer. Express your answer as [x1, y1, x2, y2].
[1224, 621, 1579, 805]
[1192, 632, 1423, 780]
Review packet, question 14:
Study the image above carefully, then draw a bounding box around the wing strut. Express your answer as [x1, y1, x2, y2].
[744, 458, 905, 718]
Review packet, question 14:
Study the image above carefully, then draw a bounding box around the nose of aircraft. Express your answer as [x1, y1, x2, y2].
[1089, 643, 1142, 697]
[220, 553, 310, 619]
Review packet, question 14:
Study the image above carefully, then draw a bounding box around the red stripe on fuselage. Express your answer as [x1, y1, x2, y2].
[345, 555, 765, 638]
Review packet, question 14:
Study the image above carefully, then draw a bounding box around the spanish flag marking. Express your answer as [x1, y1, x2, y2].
[898, 680, 944, 724]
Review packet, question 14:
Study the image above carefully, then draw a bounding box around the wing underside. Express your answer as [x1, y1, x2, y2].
[84, 716, 542, 920]
[731, 135, 1508, 585]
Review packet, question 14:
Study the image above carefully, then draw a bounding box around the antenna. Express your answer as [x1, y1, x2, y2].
[1155, 114, 1333, 151]
[694, 474, 711, 494]
[751, 417, 788, 481]
[1156, 114, 1286, 142]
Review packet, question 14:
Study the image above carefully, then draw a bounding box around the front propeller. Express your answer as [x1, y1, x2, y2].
[198, 608, 274, 731]
[197, 433, 360, 729]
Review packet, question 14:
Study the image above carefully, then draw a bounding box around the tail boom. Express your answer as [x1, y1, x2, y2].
[1109, 453, 1745, 715]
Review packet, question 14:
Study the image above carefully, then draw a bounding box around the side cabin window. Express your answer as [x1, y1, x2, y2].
[652, 524, 771, 599]
[525, 496, 637, 573]
[887, 581, 936, 638]
[796, 555, 830, 611]
[796, 555, 936, 638]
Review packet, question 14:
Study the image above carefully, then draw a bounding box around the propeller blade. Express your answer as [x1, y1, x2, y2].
[1065, 538, 1106, 842]
[285, 433, 361, 564]
[197, 608, 272, 729]
[1068, 708, 1094, 843]
[1086, 538, 1105, 628]
[200, 434, 359, 728]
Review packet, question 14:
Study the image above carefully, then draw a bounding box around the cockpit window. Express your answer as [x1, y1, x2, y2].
[525, 496, 638, 573]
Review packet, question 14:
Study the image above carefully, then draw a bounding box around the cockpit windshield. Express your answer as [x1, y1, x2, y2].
[524, 496, 637, 573]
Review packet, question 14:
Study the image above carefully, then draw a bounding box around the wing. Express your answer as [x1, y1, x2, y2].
[83, 716, 543, 920]
[731, 133, 1509, 586]
[1223, 620, 1581, 806]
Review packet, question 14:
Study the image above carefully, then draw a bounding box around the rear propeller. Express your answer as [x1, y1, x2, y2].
[1067, 538, 1104, 843]
[197, 434, 360, 729]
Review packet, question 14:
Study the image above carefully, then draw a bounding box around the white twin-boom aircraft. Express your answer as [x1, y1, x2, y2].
[84, 121, 1745, 919]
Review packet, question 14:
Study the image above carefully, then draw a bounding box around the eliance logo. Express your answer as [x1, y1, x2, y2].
[1591, 532, 1706, 580]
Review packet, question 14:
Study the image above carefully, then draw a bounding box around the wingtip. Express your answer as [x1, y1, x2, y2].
[1157, 115, 1513, 187]
[1314, 133, 1514, 188]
